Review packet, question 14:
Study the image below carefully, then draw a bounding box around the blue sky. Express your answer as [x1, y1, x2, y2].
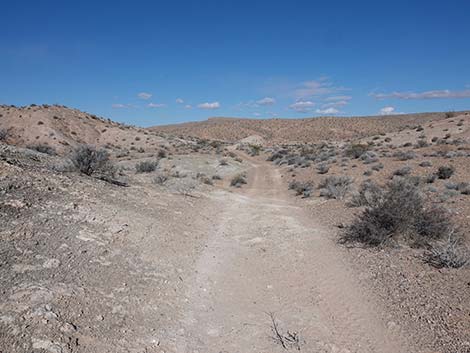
[1, 0, 470, 126]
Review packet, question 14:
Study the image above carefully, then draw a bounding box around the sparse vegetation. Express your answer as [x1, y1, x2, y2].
[345, 144, 369, 159]
[318, 176, 353, 200]
[0, 129, 8, 141]
[230, 173, 247, 187]
[27, 144, 56, 155]
[70, 145, 114, 176]
[427, 234, 469, 268]
[437, 166, 455, 179]
[341, 178, 453, 247]
[288, 180, 314, 197]
[316, 162, 329, 174]
[136, 160, 158, 173]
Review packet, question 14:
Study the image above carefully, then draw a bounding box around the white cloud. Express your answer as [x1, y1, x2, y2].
[379, 106, 397, 115]
[253, 112, 261, 117]
[256, 97, 276, 105]
[294, 77, 347, 99]
[138, 92, 152, 100]
[112, 103, 128, 109]
[148, 103, 166, 108]
[316, 107, 340, 115]
[289, 100, 315, 113]
[185, 104, 192, 109]
[371, 89, 470, 100]
[176, 98, 184, 104]
[325, 95, 352, 101]
[197, 102, 220, 110]
[321, 100, 349, 108]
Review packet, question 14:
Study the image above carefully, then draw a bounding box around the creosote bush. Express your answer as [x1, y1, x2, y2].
[341, 178, 453, 247]
[437, 166, 454, 179]
[348, 180, 384, 208]
[344, 144, 369, 159]
[135, 160, 158, 173]
[70, 145, 114, 176]
[318, 176, 353, 200]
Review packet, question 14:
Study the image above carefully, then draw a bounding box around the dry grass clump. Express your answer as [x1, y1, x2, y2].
[288, 180, 314, 197]
[153, 174, 169, 185]
[230, 173, 247, 187]
[27, 144, 56, 155]
[427, 234, 469, 268]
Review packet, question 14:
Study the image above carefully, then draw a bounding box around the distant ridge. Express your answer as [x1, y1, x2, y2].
[150, 111, 470, 144]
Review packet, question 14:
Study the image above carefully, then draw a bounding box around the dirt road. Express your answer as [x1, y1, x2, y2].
[175, 159, 411, 353]
[0, 150, 414, 353]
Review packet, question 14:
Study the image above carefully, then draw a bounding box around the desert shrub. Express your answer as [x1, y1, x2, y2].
[445, 111, 456, 119]
[288, 180, 314, 197]
[437, 166, 454, 179]
[349, 180, 384, 208]
[135, 160, 158, 173]
[426, 235, 469, 268]
[27, 144, 56, 155]
[157, 149, 167, 158]
[415, 140, 428, 148]
[345, 144, 369, 159]
[153, 174, 168, 185]
[393, 166, 412, 177]
[249, 144, 262, 156]
[371, 163, 384, 171]
[212, 174, 222, 180]
[425, 174, 437, 183]
[393, 150, 416, 161]
[316, 162, 329, 174]
[341, 178, 452, 247]
[197, 173, 213, 185]
[219, 158, 228, 166]
[0, 129, 8, 141]
[360, 151, 379, 164]
[459, 184, 470, 195]
[70, 145, 114, 176]
[267, 150, 284, 161]
[230, 173, 247, 187]
[171, 170, 186, 178]
[419, 161, 432, 167]
[318, 176, 353, 200]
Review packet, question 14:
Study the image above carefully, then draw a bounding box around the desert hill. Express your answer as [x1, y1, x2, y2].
[0, 104, 173, 154]
[150, 112, 469, 144]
